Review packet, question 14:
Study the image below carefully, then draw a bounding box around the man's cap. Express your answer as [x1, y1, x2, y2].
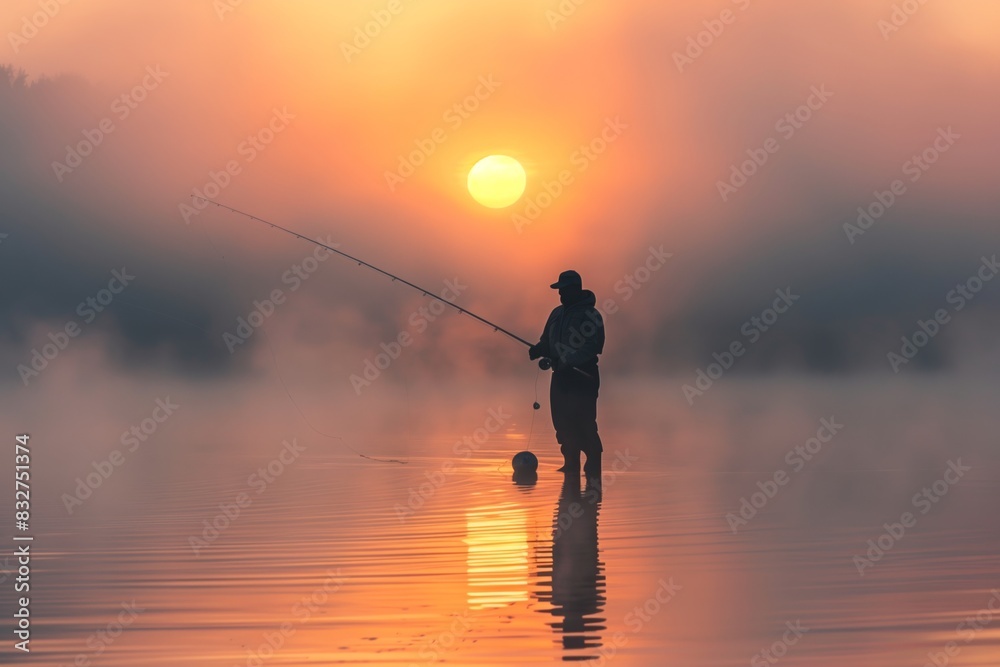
[550, 270, 582, 289]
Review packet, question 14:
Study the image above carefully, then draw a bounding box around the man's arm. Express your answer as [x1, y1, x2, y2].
[528, 312, 555, 360]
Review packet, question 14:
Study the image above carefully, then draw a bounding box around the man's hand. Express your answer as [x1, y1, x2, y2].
[528, 344, 543, 361]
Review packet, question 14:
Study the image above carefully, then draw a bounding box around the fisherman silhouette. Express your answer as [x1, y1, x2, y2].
[528, 270, 605, 479]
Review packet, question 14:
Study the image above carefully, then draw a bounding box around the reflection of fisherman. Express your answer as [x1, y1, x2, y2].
[548, 474, 604, 655]
[529, 270, 605, 479]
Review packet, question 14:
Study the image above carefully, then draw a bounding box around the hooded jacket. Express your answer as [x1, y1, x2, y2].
[535, 289, 605, 370]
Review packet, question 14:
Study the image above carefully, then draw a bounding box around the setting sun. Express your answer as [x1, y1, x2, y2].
[467, 155, 527, 208]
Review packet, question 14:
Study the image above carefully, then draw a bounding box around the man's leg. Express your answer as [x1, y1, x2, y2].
[550, 371, 581, 472]
[580, 367, 603, 480]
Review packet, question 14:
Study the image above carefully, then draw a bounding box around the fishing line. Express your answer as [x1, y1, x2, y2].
[197, 213, 407, 465]
[495, 368, 543, 475]
[527, 366, 543, 452]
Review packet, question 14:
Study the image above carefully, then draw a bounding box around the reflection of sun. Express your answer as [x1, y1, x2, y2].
[467, 155, 527, 209]
[464, 503, 529, 609]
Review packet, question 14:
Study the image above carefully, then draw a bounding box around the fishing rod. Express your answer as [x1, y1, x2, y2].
[195, 197, 537, 345]
[197, 198, 596, 381]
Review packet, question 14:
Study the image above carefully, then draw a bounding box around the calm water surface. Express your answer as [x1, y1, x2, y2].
[8, 377, 1000, 665]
